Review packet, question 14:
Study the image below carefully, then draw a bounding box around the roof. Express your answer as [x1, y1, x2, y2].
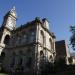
[14, 17, 56, 38]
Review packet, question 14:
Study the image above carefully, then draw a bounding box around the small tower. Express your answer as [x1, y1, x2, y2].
[0, 6, 17, 55]
[42, 18, 49, 30]
[2, 6, 17, 30]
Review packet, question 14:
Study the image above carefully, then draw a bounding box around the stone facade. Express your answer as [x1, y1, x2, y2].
[0, 7, 56, 73]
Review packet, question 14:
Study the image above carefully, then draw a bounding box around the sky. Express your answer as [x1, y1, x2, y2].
[0, 0, 75, 52]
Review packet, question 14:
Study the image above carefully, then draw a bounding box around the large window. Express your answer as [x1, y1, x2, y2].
[40, 30, 44, 46]
[4, 35, 10, 45]
[49, 38, 53, 50]
[20, 34, 27, 44]
[26, 31, 35, 43]
[30, 31, 35, 42]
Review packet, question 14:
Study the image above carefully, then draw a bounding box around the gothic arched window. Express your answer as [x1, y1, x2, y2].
[40, 30, 44, 46]
[40, 50, 44, 56]
[4, 35, 10, 45]
[49, 38, 53, 50]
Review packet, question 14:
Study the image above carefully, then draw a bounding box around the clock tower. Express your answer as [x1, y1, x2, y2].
[0, 6, 17, 55]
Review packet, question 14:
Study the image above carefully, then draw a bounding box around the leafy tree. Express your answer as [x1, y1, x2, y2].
[70, 26, 75, 50]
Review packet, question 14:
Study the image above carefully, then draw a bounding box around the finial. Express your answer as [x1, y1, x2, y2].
[11, 6, 16, 12]
[12, 6, 16, 10]
[10, 6, 17, 18]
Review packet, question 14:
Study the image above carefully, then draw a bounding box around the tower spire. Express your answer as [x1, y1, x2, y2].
[10, 6, 16, 12]
[10, 6, 17, 18]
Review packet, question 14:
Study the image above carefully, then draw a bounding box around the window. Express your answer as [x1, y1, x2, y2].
[16, 36, 22, 45]
[26, 33, 30, 43]
[26, 57, 32, 68]
[40, 30, 44, 46]
[40, 51, 44, 56]
[30, 32, 35, 42]
[21, 34, 27, 44]
[49, 55, 52, 59]
[4, 35, 10, 45]
[49, 38, 53, 50]
[49, 55, 53, 62]
[1, 52, 5, 63]
[11, 36, 16, 46]
[40, 50, 44, 60]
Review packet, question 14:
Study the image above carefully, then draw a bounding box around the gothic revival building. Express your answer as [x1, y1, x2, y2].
[0, 7, 56, 73]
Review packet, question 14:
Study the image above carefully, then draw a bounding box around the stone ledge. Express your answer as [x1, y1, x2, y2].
[0, 43, 5, 48]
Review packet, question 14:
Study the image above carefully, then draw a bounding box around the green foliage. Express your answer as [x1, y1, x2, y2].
[0, 73, 8, 75]
[70, 26, 75, 33]
[70, 26, 75, 50]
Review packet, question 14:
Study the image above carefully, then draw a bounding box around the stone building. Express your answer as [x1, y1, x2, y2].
[0, 7, 56, 73]
[55, 40, 70, 65]
[69, 52, 75, 65]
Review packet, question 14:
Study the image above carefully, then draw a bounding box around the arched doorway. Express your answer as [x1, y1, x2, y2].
[4, 35, 10, 45]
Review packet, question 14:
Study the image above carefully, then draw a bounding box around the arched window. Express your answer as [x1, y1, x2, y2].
[1, 52, 5, 62]
[49, 38, 53, 50]
[4, 35, 10, 45]
[40, 50, 44, 56]
[40, 50, 44, 63]
[40, 30, 44, 46]
[49, 55, 53, 62]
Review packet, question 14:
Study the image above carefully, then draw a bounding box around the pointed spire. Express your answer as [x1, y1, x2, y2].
[10, 6, 16, 12]
[10, 6, 17, 18]
[13, 6, 16, 10]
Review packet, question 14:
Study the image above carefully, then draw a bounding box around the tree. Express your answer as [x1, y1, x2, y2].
[70, 26, 75, 50]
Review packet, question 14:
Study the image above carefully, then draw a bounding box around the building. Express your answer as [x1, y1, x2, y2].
[0, 7, 56, 74]
[55, 40, 70, 64]
[69, 52, 75, 64]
